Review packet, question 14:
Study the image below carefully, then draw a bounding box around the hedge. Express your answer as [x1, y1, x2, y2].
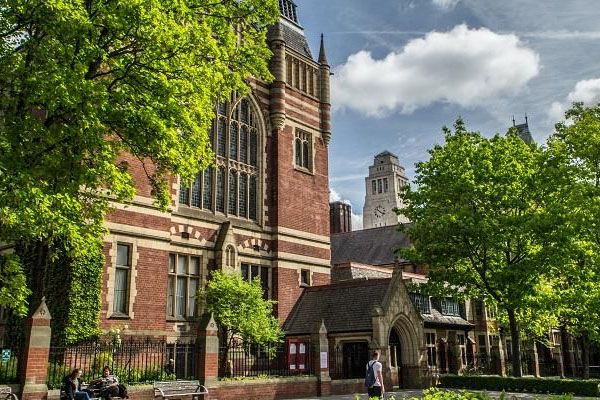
[440, 375, 600, 397]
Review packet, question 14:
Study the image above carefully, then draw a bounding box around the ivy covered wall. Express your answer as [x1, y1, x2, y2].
[12, 240, 104, 344]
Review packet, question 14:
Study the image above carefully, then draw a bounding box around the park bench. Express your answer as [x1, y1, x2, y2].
[153, 381, 208, 400]
[0, 386, 18, 400]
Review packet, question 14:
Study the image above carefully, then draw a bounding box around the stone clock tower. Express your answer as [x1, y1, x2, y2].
[362, 151, 409, 229]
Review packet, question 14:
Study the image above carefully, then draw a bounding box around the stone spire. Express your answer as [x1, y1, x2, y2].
[318, 33, 329, 66]
[319, 34, 332, 145]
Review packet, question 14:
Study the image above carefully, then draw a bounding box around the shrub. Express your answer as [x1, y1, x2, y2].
[440, 375, 600, 397]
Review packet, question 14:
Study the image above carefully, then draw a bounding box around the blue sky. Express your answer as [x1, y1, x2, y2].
[295, 0, 600, 229]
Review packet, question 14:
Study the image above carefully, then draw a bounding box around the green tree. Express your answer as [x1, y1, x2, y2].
[546, 102, 600, 377]
[399, 119, 564, 377]
[0, 0, 278, 317]
[200, 271, 282, 375]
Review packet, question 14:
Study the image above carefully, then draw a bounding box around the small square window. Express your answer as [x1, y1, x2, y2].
[300, 269, 311, 287]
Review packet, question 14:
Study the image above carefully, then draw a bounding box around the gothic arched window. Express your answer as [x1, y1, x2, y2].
[294, 129, 312, 171]
[179, 95, 261, 222]
[225, 245, 236, 269]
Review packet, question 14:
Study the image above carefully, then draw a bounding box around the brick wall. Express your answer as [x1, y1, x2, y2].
[274, 267, 303, 324]
[47, 378, 323, 400]
[273, 125, 330, 238]
[101, 244, 171, 333]
[330, 379, 364, 396]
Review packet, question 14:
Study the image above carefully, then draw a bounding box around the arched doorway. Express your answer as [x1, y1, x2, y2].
[389, 328, 403, 388]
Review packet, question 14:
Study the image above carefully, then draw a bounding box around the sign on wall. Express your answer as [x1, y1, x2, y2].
[320, 351, 328, 369]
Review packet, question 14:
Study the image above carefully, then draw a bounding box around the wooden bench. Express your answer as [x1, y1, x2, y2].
[153, 381, 208, 400]
[0, 386, 18, 400]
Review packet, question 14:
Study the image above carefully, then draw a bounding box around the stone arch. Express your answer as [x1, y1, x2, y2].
[389, 313, 422, 366]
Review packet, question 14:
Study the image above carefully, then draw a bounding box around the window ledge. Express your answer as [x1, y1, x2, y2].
[299, 283, 310, 288]
[294, 166, 314, 176]
[108, 313, 131, 320]
[166, 317, 196, 323]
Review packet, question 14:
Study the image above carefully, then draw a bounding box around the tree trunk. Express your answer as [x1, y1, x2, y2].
[582, 333, 590, 379]
[15, 240, 49, 313]
[507, 308, 523, 377]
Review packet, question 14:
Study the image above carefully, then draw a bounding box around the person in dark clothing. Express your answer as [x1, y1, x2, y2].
[89, 366, 121, 400]
[63, 369, 93, 400]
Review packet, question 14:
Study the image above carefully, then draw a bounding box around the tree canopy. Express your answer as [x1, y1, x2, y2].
[544, 104, 600, 376]
[201, 271, 282, 348]
[0, 0, 278, 316]
[399, 119, 565, 376]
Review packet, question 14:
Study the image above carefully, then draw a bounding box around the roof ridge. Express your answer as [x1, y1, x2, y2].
[306, 278, 392, 292]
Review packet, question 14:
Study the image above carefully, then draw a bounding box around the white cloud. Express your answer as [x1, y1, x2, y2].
[332, 24, 540, 117]
[329, 189, 363, 231]
[548, 78, 600, 122]
[432, 0, 459, 9]
[352, 213, 363, 231]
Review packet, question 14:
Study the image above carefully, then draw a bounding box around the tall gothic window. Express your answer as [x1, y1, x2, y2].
[180, 96, 261, 221]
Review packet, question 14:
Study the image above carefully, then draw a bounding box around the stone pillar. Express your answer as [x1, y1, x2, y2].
[196, 314, 219, 387]
[496, 336, 506, 377]
[561, 327, 576, 377]
[311, 321, 331, 397]
[447, 331, 460, 374]
[20, 297, 52, 400]
[531, 342, 541, 377]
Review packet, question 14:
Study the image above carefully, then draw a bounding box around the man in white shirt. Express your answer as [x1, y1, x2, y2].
[365, 351, 385, 399]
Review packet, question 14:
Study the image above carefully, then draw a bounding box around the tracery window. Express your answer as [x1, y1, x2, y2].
[294, 130, 312, 171]
[179, 96, 260, 221]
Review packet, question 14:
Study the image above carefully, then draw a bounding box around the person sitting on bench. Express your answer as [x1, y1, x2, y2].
[63, 369, 93, 400]
[90, 366, 126, 400]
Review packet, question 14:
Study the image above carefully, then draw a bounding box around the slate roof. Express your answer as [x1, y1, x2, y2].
[423, 308, 473, 328]
[331, 225, 412, 266]
[283, 277, 473, 335]
[283, 279, 392, 335]
[267, 22, 313, 60]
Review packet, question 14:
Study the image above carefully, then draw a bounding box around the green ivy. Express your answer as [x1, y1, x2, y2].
[5, 241, 104, 344]
[45, 243, 103, 344]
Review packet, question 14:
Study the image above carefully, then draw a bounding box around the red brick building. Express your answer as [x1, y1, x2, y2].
[100, 0, 332, 339]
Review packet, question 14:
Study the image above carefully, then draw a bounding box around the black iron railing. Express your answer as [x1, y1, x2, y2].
[218, 342, 313, 378]
[0, 334, 23, 384]
[47, 337, 197, 389]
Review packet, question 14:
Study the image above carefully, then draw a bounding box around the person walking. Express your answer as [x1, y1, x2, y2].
[365, 351, 385, 399]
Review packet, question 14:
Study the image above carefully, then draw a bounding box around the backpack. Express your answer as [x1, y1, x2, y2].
[364, 360, 377, 388]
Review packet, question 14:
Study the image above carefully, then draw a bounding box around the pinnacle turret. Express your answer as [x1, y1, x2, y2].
[318, 34, 329, 66]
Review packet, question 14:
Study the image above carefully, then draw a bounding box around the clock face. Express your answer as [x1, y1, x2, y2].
[374, 205, 386, 218]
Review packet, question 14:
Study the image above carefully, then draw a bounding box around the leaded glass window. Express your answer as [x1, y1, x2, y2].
[228, 170, 238, 215]
[178, 95, 260, 221]
[203, 167, 213, 209]
[229, 122, 238, 160]
[217, 167, 225, 213]
[294, 129, 312, 171]
[239, 173, 248, 218]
